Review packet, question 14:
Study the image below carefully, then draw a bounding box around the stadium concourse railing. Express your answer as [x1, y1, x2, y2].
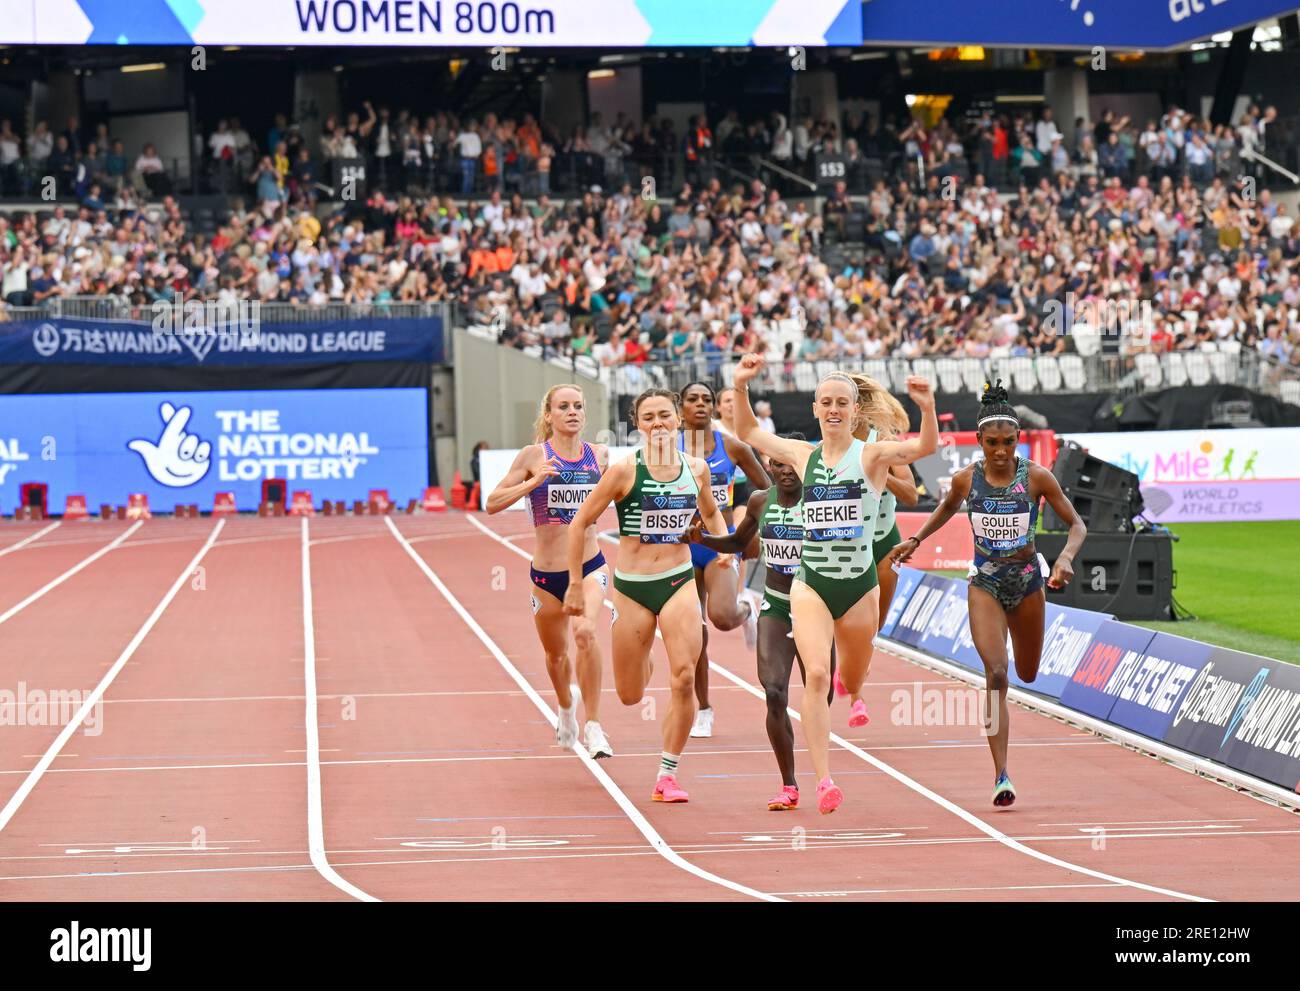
[529, 347, 1300, 409]
[0, 296, 451, 326]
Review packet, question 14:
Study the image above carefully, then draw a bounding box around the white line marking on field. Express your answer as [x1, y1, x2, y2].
[0, 521, 142, 627]
[471, 514, 1211, 904]
[386, 514, 781, 903]
[776, 882, 1123, 897]
[0, 522, 60, 557]
[0, 520, 221, 835]
[301, 517, 380, 903]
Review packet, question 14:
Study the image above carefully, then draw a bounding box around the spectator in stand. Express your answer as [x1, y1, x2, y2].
[455, 119, 482, 197]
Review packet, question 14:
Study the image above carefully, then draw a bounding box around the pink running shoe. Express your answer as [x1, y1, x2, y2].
[767, 785, 800, 811]
[833, 670, 849, 697]
[848, 699, 870, 728]
[652, 775, 690, 803]
[816, 777, 844, 815]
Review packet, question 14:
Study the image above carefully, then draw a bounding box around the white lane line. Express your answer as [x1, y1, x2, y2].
[301, 517, 380, 903]
[0, 520, 221, 835]
[776, 882, 1123, 897]
[385, 514, 781, 903]
[0, 522, 60, 557]
[1038, 818, 1257, 827]
[471, 513, 1211, 904]
[0, 521, 143, 627]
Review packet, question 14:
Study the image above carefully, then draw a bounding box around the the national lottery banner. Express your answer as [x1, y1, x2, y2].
[0, 0, 863, 46]
[0, 388, 429, 511]
[0, 316, 442, 366]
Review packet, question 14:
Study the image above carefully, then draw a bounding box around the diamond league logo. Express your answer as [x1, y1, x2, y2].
[561, 471, 573, 483]
[653, 495, 667, 509]
[771, 525, 786, 539]
[32, 323, 61, 358]
[812, 486, 827, 501]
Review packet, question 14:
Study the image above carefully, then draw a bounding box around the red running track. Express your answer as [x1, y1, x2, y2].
[0, 512, 1295, 902]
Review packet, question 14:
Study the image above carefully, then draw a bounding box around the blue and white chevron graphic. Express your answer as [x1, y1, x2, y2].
[4, 0, 861, 46]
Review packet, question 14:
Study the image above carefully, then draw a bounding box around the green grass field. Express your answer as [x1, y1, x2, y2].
[937, 521, 1300, 663]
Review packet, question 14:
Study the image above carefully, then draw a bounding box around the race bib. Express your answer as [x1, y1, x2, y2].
[802, 482, 864, 541]
[546, 468, 600, 522]
[971, 510, 1031, 551]
[760, 522, 804, 575]
[709, 471, 732, 510]
[639, 492, 697, 544]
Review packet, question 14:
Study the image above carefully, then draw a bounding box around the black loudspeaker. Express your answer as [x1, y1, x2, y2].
[1037, 531, 1175, 621]
[1043, 442, 1144, 532]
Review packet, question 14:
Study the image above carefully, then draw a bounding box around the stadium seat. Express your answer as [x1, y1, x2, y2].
[1071, 327, 1102, 356]
[1165, 352, 1189, 387]
[719, 361, 736, 387]
[887, 358, 911, 390]
[572, 355, 599, 380]
[933, 358, 964, 393]
[1008, 356, 1038, 393]
[959, 358, 986, 393]
[1280, 379, 1300, 406]
[1034, 355, 1062, 392]
[1185, 352, 1212, 386]
[794, 362, 818, 391]
[522, 345, 543, 358]
[1135, 353, 1163, 389]
[814, 360, 838, 384]
[910, 357, 937, 388]
[862, 359, 890, 386]
[1206, 350, 1232, 384]
[1058, 354, 1087, 390]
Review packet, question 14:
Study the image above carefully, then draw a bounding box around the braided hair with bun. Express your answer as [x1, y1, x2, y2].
[976, 380, 1019, 433]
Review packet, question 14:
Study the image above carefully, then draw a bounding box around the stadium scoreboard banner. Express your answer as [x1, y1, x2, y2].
[1061, 427, 1300, 522]
[0, 316, 443, 366]
[0, 0, 863, 46]
[0, 388, 429, 511]
[861, 0, 1300, 50]
[884, 567, 1300, 795]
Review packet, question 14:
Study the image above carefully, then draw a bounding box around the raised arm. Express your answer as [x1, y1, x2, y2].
[886, 463, 919, 507]
[732, 353, 812, 467]
[485, 445, 548, 515]
[865, 375, 938, 468]
[723, 432, 771, 491]
[887, 467, 973, 567]
[1031, 463, 1087, 589]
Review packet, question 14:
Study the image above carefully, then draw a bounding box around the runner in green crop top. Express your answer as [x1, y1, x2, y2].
[728, 355, 939, 816]
[564, 388, 728, 806]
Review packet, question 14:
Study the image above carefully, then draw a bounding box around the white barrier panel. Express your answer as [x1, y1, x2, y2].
[1061, 428, 1300, 523]
[478, 447, 636, 512]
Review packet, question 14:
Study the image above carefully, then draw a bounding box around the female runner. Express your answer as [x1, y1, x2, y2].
[685, 434, 837, 811]
[888, 382, 1087, 806]
[564, 388, 730, 803]
[732, 354, 938, 813]
[833, 373, 919, 727]
[486, 384, 613, 758]
[678, 381, 770, 738]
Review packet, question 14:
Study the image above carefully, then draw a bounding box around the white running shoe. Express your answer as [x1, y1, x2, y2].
[557, 684, 580, 748]
[740, 589, 760, 649]
[690, 706, 715, 738]
[584, 721, 614, 759]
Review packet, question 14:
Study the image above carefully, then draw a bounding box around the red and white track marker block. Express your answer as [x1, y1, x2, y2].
[63, 495, 89, 521]
[125, 493, 152, 520]
[289, 490, 316, 517]
[422, 487, 447, 513]
[213, 492, 237, 516]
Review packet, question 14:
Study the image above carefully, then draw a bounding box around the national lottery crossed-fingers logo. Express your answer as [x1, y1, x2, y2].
[127, 402, 212, 487]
